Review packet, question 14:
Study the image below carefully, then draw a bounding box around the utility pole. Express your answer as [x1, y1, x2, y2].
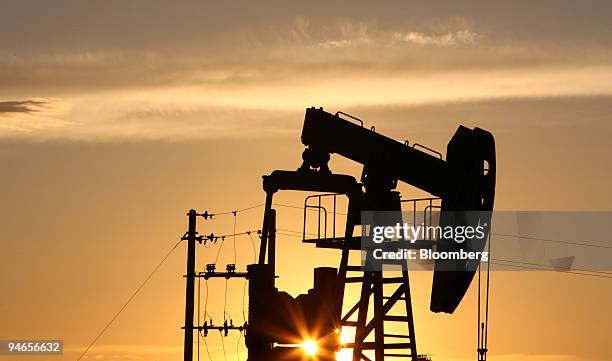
[183, 209, 197, 361]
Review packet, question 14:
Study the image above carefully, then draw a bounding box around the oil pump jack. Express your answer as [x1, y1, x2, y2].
[246, 107, 495, 361]
[183, 107, 495, 361]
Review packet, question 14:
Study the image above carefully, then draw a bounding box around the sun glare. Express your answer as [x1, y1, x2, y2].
[302, 339, 318, 356]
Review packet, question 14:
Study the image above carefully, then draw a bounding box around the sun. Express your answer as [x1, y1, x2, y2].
[302, 339, 318, 356]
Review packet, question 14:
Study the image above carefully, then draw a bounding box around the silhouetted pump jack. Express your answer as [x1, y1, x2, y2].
[183, 107, 496, 361]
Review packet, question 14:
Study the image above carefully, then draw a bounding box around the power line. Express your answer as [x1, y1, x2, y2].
[247, 232, 257, 262]
[275, 231, 303, 238]
[201, 207, 612, 281]
[275, 202, 348, 216]
[214, 236, 226, 264]
[202, 230, 260, 243]
[493, 232, 612, 250]
[76, 239, 182, 361]
[211, 230, 260, 265]
[491, 260, 612, 279]
[207, 201, 611, 251]
[232, 213, 237, 265]
[238, 332, 246, 361]
[492, 257, 612, 276]
[207, 204, 264, 217]
[206, 202, 347, 216]
[272, 225, 612, 279]
[203, 278, 211, 323]
[199, 331, 213, 361]
[272, 203, 303, 210]
[220, 330, 228, 361]
[277, 228, 319, 237]
[223, 278, 232, 321]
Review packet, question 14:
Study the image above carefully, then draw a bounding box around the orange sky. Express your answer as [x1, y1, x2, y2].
[0, 1, 611, 361]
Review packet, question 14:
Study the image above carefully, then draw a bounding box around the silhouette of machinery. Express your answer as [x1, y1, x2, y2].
[247, 107, 496, 361]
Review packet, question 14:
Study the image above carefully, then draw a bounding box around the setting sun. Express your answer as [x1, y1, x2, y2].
[302, 339, 318, 356]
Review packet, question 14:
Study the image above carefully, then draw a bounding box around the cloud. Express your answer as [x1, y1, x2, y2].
[0, 99, 60, 114]
[0, 16, 611, 141]
[0, 16, 610, 99]
[288, 17, 373, 49]
[1, 92, 611, 142]
[5, 93, 303, 141]
[285, 17, 479, 49]
[0, 98, 71, 132]
[393, 30, 478, 46]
